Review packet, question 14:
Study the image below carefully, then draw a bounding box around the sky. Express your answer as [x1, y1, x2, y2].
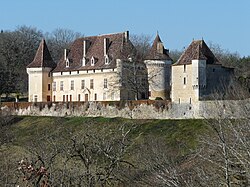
[1, 0, 250, 56]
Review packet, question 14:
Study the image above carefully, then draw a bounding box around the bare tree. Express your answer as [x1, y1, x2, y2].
[45, 28, 83, 62]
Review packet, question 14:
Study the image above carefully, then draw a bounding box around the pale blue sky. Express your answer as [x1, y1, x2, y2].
[1, 0, 250, 56]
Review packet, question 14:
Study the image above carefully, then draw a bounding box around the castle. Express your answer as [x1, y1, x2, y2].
[26, 31, 234, 105]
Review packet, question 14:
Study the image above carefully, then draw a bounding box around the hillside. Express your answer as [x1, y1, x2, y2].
[1, 116, 249, 186]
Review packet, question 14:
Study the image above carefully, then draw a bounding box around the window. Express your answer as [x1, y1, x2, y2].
[60, 81, 64, 91]
[105, 55, 109, 64]
[63, 95, 65, 102]
[179, 98, 181, 104]
[91, 57, 95, 66]
[70, 80, 74, 90]
[53, 95, 56, 102]
[34, 95, 38, 102]
[184, 77, 186, 85]
[190, 98, 192, 104]
[78, 94, 81, 101]
[66, 59, 69, 67]
[184, 64, 186, 73]
[70, 95, 72, 102]
[48, 84, 51, 91]
[66, 95, 68, 102]
[52, 82, 56, 91]
[103, 92, 106, 100]
[104, 78, 107, 88]
[81, 80, 85, 89]
[90, 79, 94, 89]
[94, 93, 97, 101]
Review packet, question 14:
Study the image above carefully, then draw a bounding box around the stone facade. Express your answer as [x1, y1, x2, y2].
[144, 34, 172, 100]
[27, 32, 234, 109]
[27, 31, 148, 102]
[171, 40, 234, 106]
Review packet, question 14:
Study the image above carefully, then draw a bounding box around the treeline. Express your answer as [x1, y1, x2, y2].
[0, 25, 249, 98]
[0, 26, 82, 97]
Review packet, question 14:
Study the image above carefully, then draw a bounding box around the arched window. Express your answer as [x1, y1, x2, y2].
[91, 57, 95, 66]
[105, 55, 109, 64]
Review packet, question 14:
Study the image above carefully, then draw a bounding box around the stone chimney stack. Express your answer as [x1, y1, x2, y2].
[83, 40, 90, 57]
[64, 49, 67, 60]
[157, 42, 164, 54]
[104, 38, 109, 56]
[124, 31, 129, 42]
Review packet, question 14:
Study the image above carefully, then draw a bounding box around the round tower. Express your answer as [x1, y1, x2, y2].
[144, 33, 172, 100]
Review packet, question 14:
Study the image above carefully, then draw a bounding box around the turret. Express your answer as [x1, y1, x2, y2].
[144, 33, 172, 100]
[26, 39, 56, 102]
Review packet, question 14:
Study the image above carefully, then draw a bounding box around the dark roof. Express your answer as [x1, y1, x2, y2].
[145, 34, 172, 61]
[27, 39, 56, 68]
[53, 31, 135, 72]
[174, 40, 220, 65]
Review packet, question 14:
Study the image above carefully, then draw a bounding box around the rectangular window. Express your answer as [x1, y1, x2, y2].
[70, 95, 72, 102]
[184, 64, 186, 73]
[53, 82, 56, 91]
[63, 95, 65, 102]
[81, 80, 85, 89]
[90, 79, 94, 89]
[71, 80, 74, 90]
[34, 95, 38, 102]
[184, 77, 186, 85]
[94, 93, 97, 101]
[78, 94, 81, 101]
[104, 78, 107, 88]
[48, 84, 51, 91]
[60, 81, 64, 91]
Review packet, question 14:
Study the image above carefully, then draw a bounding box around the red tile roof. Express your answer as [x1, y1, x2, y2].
[145, 34, 172, 61]
[53, 31, 135, 72]
[27, 39, 56, 68]
[174, 40, 220, 65]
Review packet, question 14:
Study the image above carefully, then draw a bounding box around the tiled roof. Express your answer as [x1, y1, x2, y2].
[145, 34, 172, 61]
[53, 31, 135, 72]
[27, 39, 56, 68]
[174, 40, 220, 65]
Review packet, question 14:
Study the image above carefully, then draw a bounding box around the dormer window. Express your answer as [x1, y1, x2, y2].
[105, 55, 109, 64]
[91, 56, 95, 66]
[66, 58, 70, 67]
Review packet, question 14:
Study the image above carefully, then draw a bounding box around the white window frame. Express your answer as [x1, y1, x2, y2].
[70, 80, 74, 90]
[60, 81, 64, 91]
[81, 80, 85, 89]
[104, 78, 108, 88]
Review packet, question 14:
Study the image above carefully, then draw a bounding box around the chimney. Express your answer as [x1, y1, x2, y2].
[104, 38, 109, 56]
[83, 40, 90, 57]
[157, 42, 164, 54]
[64, 49, 67, 60]
[124, 31, 129, 42]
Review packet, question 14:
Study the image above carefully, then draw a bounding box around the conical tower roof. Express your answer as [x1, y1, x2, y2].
[174, 39, 220, 65]
[145, 33, 172, 61]
[27, 39, 56, 68]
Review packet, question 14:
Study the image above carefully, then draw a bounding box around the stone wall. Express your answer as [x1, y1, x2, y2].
[1, 99, 248, 119]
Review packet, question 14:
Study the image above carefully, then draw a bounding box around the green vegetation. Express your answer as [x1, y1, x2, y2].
[0, 116, 207, 186]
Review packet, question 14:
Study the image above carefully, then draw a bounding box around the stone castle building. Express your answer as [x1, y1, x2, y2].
[171, 40, 234, 105]
[27, 31, 148, 102]
[27, 31, 234, 104]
